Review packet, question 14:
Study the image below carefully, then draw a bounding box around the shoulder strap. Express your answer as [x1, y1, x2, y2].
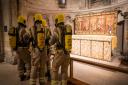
[30, 26, 36, 40]
[45, 28, 51, 38]
[56, 27, 61, 43]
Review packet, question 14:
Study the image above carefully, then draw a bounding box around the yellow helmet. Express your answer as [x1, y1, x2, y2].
[55, 15, 58, 21]
[34, 13, 43, 22]
[42, 19, 47, 27]
[17, 16, 26, 25]
[57, 14, 64, 24]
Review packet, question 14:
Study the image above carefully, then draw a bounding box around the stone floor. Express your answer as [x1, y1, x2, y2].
[0, 62, 29, 85]
[0, 62, 75, 85]
[73, 61, 128, 85]
[1, 62, 128, 85]
[0, 62, 51, 85]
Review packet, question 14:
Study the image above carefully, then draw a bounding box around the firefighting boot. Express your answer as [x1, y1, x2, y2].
[20, 75, 26, 81]
[62, 80, 67, 85]
[39, 82, 45, 85]
[45, 69, 51, 81]
[51, 80, 58, 85]
[26, 75, 30, 80]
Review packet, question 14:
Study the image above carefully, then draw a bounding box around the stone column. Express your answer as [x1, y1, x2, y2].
[123, 19, 128, 55]
[1, 0, 11, 62]
[0, 0, 4, 62]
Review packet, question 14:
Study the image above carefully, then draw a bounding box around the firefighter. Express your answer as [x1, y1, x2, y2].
[29, 13, 50, 85]
[49, 14, 72, 85]
[42, 19, 52, 81]
[14, 16, 31, 81]
[16, 16, 31, 81]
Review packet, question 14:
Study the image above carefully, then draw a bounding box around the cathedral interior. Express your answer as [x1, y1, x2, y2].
[0, 0, 128, 85]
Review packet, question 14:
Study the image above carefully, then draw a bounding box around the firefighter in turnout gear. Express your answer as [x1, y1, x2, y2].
[29, 13, 50, 85]
[49, 14, 72, 85]
[16, 16, 31, 81]
[42, 19, 52, 81]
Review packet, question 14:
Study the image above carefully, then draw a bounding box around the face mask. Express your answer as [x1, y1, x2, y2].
[35, 22, 42, 28]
